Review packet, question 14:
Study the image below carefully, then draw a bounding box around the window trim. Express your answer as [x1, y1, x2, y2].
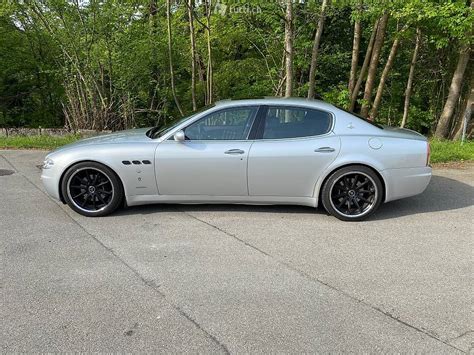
[181, 105, 260, 142]
[254, 105, 335, 141]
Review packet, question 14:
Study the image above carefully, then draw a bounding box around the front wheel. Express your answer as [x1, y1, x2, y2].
[321, 165, 383, 221]
[61, 162, 123, 217]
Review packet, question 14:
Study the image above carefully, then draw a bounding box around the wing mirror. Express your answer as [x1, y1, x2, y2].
[173, 130, 185, 142]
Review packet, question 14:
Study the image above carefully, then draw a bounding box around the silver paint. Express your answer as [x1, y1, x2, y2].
[41, 98, 432, 210]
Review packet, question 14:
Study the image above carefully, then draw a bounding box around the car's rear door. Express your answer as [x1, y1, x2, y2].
[155, 106, 258, 196]
[248, 105, 340, 197]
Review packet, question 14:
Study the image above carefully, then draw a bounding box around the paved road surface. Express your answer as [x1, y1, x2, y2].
[1, 150, 472, 352]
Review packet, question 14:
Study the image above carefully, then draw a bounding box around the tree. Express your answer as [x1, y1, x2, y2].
[166, 0, 184, 116]
[360, 11, 389, 118]
[401, 28, 421, 128]
[348, 0, 362, 98]
[349, 19, 379, 111]
[188, 0, 197, 111]
[434, 43, 471, 138]
[307, 0, 329, 99]
[204, 0, 213, 105]
[370, 25, 406, 120]
[284, 0, 294, 97]
[452, 73, 473, 141]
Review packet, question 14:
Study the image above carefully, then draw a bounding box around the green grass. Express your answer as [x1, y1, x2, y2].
[0, 134, 472, 164]
[429, 139, 474, 164]
[0, 134, 81, 150]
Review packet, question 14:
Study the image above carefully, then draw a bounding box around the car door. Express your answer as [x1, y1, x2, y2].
[248, 105, 340, 197]
[155, 106, 258, 196]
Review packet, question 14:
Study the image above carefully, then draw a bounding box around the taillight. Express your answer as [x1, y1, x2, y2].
[426, 142, 431, 166]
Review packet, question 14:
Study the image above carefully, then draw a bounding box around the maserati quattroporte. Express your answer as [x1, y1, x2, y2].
[41, 98, 431, 221]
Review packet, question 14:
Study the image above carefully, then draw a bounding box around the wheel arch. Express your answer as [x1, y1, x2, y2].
[58, 159, 126, 205]
[315, 163, 387, 207]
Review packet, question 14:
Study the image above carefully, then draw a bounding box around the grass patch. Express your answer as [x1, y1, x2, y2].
[430, 139, 474, 164]
[0, 134, 81, 150]
[0, 134, 472, 164]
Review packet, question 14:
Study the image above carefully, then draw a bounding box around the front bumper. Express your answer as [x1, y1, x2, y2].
[382, 166, 432, 202]
[41, 166, 62, 201]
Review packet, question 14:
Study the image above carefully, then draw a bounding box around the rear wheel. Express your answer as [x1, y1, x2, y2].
[61, 162, 123, 217]
[321, 165, 383, 221]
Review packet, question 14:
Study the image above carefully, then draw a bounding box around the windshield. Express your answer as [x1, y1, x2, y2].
[147, 104, 215, 139]
[147, 116, 191, 139]
[336, 106, 384, 129]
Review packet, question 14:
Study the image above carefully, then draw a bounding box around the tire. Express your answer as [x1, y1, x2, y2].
[61, 161, 123, 217]
[321, 165, 383, 221]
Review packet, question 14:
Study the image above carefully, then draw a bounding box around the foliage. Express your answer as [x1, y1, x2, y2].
[0, 0, 472, 137]
[429, 139, 474, 163]
[0, 134, 81, 150]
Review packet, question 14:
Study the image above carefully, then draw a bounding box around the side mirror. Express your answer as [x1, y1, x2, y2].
[173, 130, 185, 142]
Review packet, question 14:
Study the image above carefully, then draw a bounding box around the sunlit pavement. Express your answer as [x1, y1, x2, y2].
[1, 150, 472, 353]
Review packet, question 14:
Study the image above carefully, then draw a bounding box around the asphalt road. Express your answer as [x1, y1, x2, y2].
[1, 150, 473, 353]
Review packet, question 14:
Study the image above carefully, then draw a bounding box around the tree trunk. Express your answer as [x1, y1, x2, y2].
[307, 0, 329, 98]
[348, 0, 362, 97]
[166, 0, 184, 116]
[284, 0, 294, 97]
[204, 0, 213, 105]
[188, 0, 197, 111]
[434, 45, 470, 138]
[401, 28, 421, 128]
[452, 72, 473, 140]
[370, 33, 402, 120]
[360, 12, 389, 118]
[348, 19, 379, 111]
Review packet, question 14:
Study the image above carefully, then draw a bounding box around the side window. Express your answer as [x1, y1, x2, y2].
[185, 107, 257, 140]
[262, 107, 332, 139]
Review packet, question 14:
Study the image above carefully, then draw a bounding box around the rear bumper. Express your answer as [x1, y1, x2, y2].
[382, 166, 432, 202]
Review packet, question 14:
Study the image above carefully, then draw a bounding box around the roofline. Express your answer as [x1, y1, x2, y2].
[214, 97, 336, 109]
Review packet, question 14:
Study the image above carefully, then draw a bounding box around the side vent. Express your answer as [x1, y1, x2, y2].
[142, 160, 152, 165]
[132, 160, 141, 165]
[122, 160, 131, 165]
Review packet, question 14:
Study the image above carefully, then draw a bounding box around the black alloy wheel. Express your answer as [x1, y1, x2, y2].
[321, 165, 383, 221]
[62, 162, 123, 217]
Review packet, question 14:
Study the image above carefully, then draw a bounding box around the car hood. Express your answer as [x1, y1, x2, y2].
[381, 125, 427, 141]
[53, 128, 152, 152]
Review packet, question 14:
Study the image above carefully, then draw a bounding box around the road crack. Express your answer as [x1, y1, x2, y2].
[2, 154, 230, 355]
[181, 209, 465, 354]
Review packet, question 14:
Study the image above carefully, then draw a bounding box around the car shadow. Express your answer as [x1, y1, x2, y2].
[372, 175, 473, 220]
[115, 175, 472, 220]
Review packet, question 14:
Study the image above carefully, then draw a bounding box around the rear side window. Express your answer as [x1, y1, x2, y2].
[262, 106, 332, 139]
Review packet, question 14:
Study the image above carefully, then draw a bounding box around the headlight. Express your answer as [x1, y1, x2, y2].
[42, 158, 55, 169]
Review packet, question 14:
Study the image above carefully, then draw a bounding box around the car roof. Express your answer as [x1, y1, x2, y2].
[214, 97, 337, 111]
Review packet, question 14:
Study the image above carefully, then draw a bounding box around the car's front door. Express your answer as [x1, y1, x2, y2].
[248, 105, 340, 197]
[155, 106, 258, 196]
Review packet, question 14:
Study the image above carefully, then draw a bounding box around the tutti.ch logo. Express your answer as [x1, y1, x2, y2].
[213, 1, 262, 15]
[213, 2, 228, 15]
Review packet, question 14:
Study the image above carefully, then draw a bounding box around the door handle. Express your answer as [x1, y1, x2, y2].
[224, 149, 245, 155]
[314, 147, 335, 153]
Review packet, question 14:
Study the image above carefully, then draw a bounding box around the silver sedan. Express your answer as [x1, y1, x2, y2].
[41, 98, 432, 221]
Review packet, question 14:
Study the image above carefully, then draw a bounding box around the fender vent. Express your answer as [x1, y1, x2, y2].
[122, 161, 131, 165]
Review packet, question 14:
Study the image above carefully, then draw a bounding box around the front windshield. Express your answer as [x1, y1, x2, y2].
[147, 103, 215, 139]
